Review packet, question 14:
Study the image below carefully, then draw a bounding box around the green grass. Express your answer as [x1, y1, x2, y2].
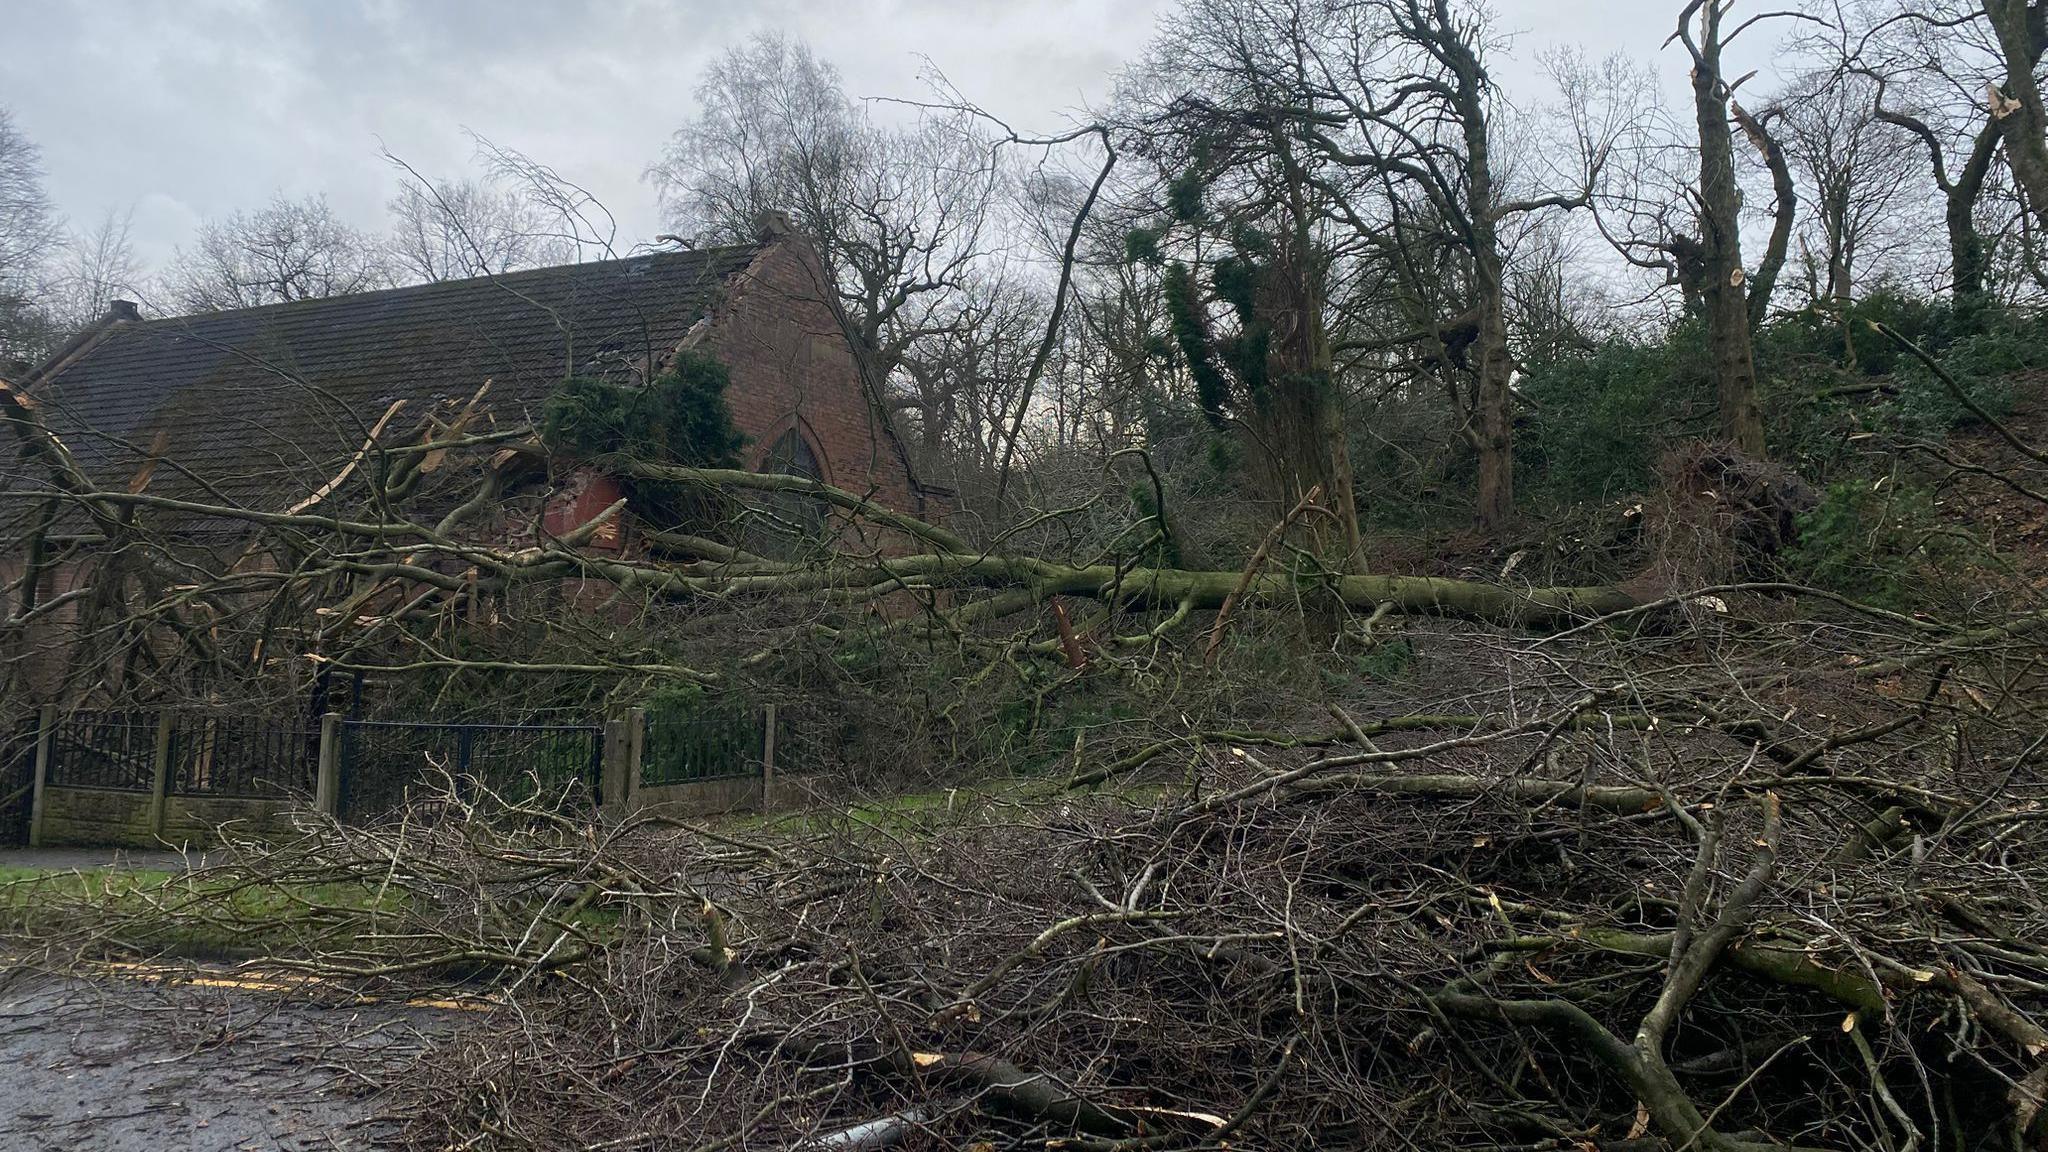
[0, 780, 1169, 965]
[0, 859, 632, 969]
[0, 865, 407, 959]
[0, 865, 181, 905]
[734, 775, 1175, 840]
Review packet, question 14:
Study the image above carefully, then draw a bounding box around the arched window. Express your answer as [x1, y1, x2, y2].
[751, 428, 828, 556]
[763, 428, 822, 483]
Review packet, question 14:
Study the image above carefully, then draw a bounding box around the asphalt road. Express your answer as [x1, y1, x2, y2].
[0, 971, 443, 1151]
[0, 847, 221, 873]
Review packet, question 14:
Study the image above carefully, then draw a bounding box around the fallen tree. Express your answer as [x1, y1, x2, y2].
[8, 334, 2048, 1150]
[1, 369, 2010, 713]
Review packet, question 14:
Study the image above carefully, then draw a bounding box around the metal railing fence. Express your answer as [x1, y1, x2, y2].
[43, 711, 159, 791]
[337, 719, 604, 822]
[641, 706, 762, 786]
[168, 713, 315, 798]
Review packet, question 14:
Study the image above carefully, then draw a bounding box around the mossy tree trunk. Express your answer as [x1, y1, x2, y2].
[1684, 1, 1767, 456]
[1246, 207, 1362, 569]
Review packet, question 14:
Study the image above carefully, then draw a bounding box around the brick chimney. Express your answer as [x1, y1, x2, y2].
[752, 209, 795, 243]
[108, 299, 141, 322]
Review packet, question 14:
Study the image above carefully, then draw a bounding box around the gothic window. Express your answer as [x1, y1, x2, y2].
[764, 428, 822, 482]
[752, 428, 828, 555]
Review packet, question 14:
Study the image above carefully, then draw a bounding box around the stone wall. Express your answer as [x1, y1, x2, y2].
[630, 776, 764, 817]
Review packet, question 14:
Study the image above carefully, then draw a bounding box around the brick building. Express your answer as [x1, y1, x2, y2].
[0, 216, 941, 699]
[17, 213, 931, 525]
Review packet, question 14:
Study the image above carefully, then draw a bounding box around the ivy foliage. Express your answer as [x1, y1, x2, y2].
[1782, 480, 1985, 610]
[1161, 261, 1233, 423]
[1132, 164, 1279, 429]
[540, 350, 747, 468]
[1516, 324, 1713, 507]
[540, 350, 749, 529]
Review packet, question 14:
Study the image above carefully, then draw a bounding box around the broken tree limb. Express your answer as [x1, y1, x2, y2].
[1435, 792, 1812, 1152]
[623, 460, 976, 555]
[1205, 483, 1327, 660]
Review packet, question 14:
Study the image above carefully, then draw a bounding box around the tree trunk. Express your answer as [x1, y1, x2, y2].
[1254, 180, 1363, 569]
[942, 558, 1641, 630]
[1690, 10, 1767, 456]
[1471, 301, 1514, 532]
[1952, 119, 2002, 307]
[1986, 0, 2048, 234]
[1950, 191, 1990, 304]
[1824, 195, 1860, 370]
[1254, 369, 1362, 569]
[1740, 106, 1797, 333]
[1873, 86, 1998, 308]
[1446, 13, 1516, 532]
[1318, 386, 1364, 567]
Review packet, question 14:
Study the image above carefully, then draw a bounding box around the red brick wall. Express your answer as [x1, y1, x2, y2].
[541, 469, 627, 551]
[534, 236, 929, 549]
[697, 237, 925, 517]
[8, 238, 937, 708]
[2, 553, 90, 701]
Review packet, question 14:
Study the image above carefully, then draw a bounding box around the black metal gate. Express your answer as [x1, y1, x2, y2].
[337, 719, 604, 823]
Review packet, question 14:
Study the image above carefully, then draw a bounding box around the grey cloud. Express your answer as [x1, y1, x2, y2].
[1, 0, 1781, 274]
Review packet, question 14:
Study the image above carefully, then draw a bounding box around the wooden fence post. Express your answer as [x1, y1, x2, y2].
[759, 703, 777, 813]
[625, 707, 646, 812]
[314, 712, 343, 818]
[27, 705, 54, 847]
[146, 710, 174, 838]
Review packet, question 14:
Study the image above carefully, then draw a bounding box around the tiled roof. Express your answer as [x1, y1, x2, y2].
[17, 244, 762, 518]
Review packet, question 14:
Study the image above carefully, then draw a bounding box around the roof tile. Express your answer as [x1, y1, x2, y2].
[22, 244, 762, 514]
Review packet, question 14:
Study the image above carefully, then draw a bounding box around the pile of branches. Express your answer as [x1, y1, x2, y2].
[10, 609, 2046, 1152]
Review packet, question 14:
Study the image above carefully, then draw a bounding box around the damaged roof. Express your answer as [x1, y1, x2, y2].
[14, 243, 763, 516]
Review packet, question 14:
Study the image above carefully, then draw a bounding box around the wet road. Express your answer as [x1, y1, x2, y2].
[0, 971, 444, 1151]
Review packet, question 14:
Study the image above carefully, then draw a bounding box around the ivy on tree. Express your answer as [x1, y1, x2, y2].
[1131, 167, 1279, 430]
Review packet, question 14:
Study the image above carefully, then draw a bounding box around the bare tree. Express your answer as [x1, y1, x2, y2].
[1670, 1, 1805, 456]
[0, 107, 63, 360]
[1982, 0, 2048, 229]
[463, 135, 625, 265]
[51, 207, 142, 330]
[386, 177, 573, 282]
[894, 275, 1047, 480]
[1773, 70, 1920, 360]
[162, 192, 389, 312]
[1122, 0, 1601, 538]
[648, 34, 998, 433]
[1298, 0, 1598, 531]
[1829, 1, 2008, 304]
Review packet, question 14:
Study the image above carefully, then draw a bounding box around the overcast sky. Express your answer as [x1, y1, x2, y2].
[4, 1, 1793, 273]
